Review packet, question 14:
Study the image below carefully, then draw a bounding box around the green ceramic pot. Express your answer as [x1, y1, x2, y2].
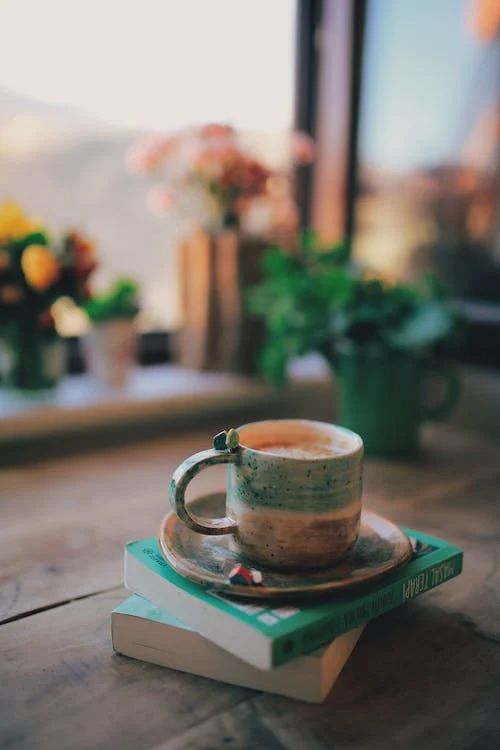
[0, 318, 64, 391]
[331, 344, 459, 458]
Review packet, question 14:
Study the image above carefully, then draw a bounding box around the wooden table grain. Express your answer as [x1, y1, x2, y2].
[1, 423, 499, 750]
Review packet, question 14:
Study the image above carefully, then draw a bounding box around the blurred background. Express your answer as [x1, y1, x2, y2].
[356, 0, 499, 304]
[0, 0, 297, 333]
[0, 0, 498, 459]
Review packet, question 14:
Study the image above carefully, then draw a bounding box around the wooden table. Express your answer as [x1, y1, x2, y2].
[1, 423, 499, 749]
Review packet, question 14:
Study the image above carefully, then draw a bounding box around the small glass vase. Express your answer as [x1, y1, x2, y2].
[0, 319, 65, 391]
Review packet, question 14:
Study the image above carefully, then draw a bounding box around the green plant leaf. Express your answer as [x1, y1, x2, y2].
[84, 277, 139, 323]
[247, 234, 461, 387]
[385, 301, 456, 351]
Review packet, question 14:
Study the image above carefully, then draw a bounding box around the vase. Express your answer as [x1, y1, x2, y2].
[178, 228, 266, 374]
[331, 344, 459, 457]
[0, 319, 65, 391]
[83, 318, 137, 387]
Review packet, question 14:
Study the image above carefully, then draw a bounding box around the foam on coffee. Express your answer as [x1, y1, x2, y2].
[239, 419, 360, 459]
[249, 441, 340, 459]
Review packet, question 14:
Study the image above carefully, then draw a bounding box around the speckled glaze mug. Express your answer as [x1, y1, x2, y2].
[170, 419, 364, 570]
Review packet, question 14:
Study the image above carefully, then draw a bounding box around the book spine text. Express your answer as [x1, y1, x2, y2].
[273, 551, 463, 666]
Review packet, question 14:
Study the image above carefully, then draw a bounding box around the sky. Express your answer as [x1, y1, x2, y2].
[359, 0, 497, 171]
[0, 0, 495, 170]
[0, 0, 296, 132]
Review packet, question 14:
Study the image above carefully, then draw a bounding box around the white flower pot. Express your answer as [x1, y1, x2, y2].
[84, 319, 137, 387]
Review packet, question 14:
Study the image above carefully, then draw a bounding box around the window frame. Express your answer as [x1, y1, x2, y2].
[298, 0, 499, 368]
[295, 0, 367, 244]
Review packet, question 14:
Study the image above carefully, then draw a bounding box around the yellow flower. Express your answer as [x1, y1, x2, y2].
[21, 244, 60, 291]
[0, 201, 45, 241]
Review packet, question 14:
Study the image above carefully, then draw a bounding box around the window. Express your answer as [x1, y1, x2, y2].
[0, 0, 297, 333]
[355, 0, 499, 303]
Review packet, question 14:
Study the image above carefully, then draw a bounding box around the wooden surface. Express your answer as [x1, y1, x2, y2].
[1, 422, 499, 749]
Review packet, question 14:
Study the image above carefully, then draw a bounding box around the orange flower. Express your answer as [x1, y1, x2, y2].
[220, 156, 270, 195]
[66, 231, 97, 277]
[0, 248, 9, 271]
[1, 285, 23, 304]
[21, 244, 60, 291]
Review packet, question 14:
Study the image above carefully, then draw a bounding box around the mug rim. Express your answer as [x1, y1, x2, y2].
[236, 418, 364, 462]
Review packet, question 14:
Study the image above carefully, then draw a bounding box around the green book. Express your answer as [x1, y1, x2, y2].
[124, 529, 462, 670]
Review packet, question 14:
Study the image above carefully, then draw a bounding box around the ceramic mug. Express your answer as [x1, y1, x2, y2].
[333, 345, 459, 457]
[169, 419, 364, 570]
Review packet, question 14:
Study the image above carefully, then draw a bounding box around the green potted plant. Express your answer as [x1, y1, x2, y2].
[83, 278, 139, 387]
[249, 234, 462, 457]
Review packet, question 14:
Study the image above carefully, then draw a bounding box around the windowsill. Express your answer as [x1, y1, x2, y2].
[2, 359, 497, 463]
[0, 356, 334, 453]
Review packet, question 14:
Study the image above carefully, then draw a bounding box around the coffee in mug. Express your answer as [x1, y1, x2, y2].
[170, 419, 364, 570]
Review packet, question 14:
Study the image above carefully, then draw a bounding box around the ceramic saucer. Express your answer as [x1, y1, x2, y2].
[158, 492, 412, 599]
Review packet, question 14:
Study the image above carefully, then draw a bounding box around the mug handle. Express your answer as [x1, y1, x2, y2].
[169, 448, 240, 535]
[421, 360, 459, 422]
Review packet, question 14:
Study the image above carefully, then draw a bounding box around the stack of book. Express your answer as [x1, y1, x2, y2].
[112, 529, 462, 703]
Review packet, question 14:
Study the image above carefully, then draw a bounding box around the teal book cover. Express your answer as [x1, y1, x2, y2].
[114, 594, 191, 630]
[125, 529, 462, 669]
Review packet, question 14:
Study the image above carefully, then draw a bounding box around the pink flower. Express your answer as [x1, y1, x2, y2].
[193, 142, 242, 180]
[153, 135, 179, 160]
[147, 185, 174, 215]
[126, 143, 160, 173]
[126, 135, 178, 173]
[127, 123, 305, 235]
[290, 131, 315, 165]
[233, 194, 253, 215]
[200, 123, 235, 140]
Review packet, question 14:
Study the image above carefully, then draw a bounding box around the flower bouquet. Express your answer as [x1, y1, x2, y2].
[0, 201, 96, 390]
[127, 123, 314, 239]
[127, 124, 314, 372]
